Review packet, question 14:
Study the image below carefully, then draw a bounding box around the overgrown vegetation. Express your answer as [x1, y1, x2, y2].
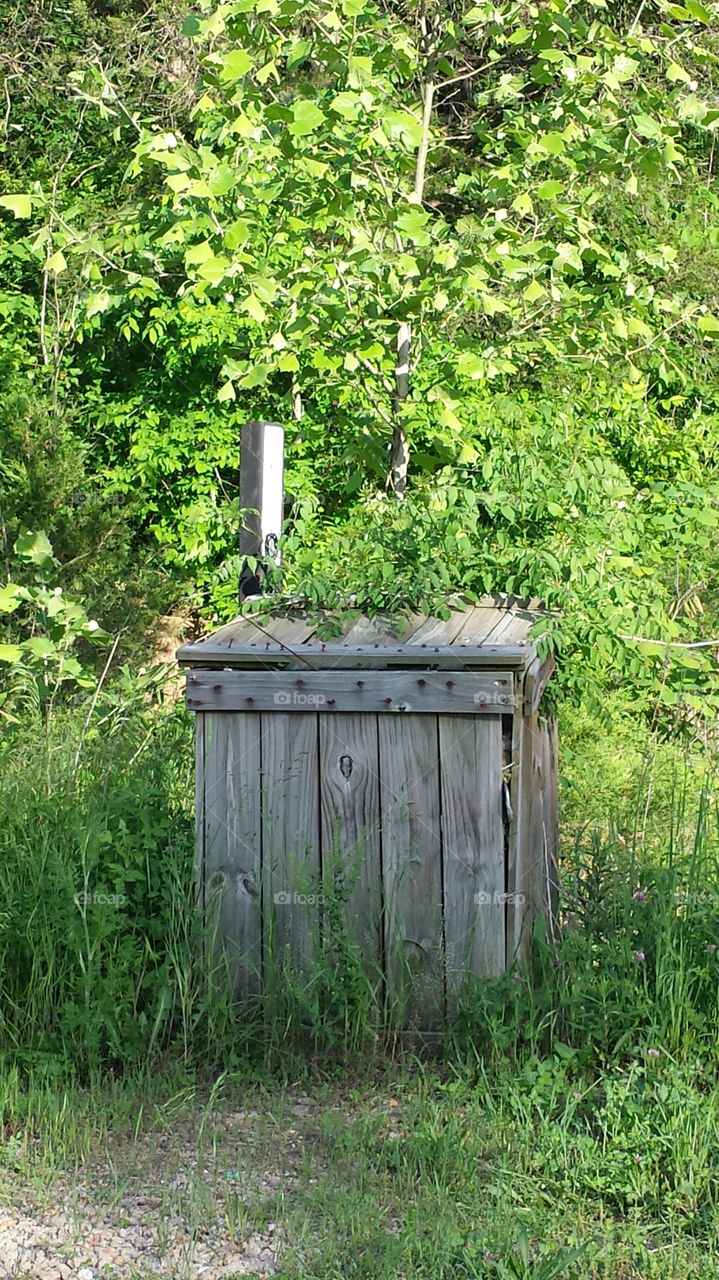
[1, 0, 719, 1274]
[1, 0, 719, 709]
[0, 705, 717, 1276]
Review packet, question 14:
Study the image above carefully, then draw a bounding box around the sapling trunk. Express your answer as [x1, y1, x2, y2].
[387, 75, 435, 499]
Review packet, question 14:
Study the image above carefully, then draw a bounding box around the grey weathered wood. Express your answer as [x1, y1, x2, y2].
[186, 669, 516, 714]
[379, 716, 443, 1028]
[195, 712, 206, 913]
[523, 653, 555, 716]
[177, 600, 545, 667]
[506, 710, 529, 967]
[440, 716, 505, 999]
[400, 610, 471, 648]
[178, 641, 534, 669]
[203, 713, 263, 994]
[239, 421, 284, 599]
[186, 597, 559, 1021]
[538, 717, 560, 938]
[452, 607, 507, 647]
[253, 616, 318, 648]
[261, 712, 321, 974]
[507, 708, 557, 966]
[484, 609, 537, 647]
[319, 715, 382, 979]
[196, 617, 266, 647]
[341, 613, 423, 646]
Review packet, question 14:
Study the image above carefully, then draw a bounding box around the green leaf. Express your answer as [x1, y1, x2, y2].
[685, 0, 711, 20]
[0, 193, 32, 218]
[330, 92, 362, 120]
[612, 55, 638, 82]
[243, 293, 267, 323]
[278, 352, 299, 372]
[86, 289, 112, 318]
[697, 314, 719, 336]
[456, 351, 485, 380]
[224, 219, 251, 250]
[217, 380, 236, 402]
[524, 279, 545, 302]
[634, 114, 662, 139]
[14, 530, 54, 568]
[46, 250, 68, 275]
[348, 56, 373, 88]
[0, 585, 22, 613]
[289, 100, 326, 136]
[512, 191, 534, 216]
[536, 180, 564, 200]
[196, 255, 231, 284]
[395, 207, 431, 244]
[25, 637, 56, 659]
[184, 240, 214, 267]
[286, 39, 313, 69]
[666, 60, 691, 83]
[0, 644, 23, 664]
[218, 49, 253, 82]
[538, 132, 565, 156]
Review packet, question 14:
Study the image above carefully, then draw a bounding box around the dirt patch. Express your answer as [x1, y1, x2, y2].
[0, 1099, 315, 1279]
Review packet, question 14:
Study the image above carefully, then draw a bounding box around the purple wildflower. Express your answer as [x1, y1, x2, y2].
[633, 890, 647, 903]
[634, 950, 645, 963]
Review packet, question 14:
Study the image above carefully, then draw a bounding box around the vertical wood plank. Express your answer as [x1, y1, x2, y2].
[440, 716, 505, 1000]
[261, 712, 321, 974]
[506, 710, 531, 967]
[538, 717, 560, 940]
[194, 712, 206, 914]
[379, 716, 443, 1028]
[319, 715, 382, 981]
[204, 713, 262, 995]
[507, 709, 557, 965]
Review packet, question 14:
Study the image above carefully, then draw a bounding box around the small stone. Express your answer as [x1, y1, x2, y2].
[78, 1268, 95, 1280]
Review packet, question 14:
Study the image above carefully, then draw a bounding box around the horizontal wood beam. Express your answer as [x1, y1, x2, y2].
[185, 669, 519, 714]
[177, 642, 534, 670]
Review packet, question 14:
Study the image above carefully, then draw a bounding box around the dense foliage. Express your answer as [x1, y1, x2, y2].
[1, 0, 719, 716]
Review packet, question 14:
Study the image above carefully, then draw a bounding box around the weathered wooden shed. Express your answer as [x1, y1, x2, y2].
[177, 598, 558, 1026]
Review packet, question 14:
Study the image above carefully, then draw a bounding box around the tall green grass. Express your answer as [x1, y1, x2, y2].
[0, 703, 717, 1079]
[0, 709, 237, 1075]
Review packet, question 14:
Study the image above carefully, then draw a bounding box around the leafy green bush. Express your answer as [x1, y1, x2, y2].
[0, 708, 226, 1073]
[0, 530, 109, 722]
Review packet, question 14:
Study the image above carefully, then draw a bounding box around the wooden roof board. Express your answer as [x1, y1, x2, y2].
[401, 611, 473, 648]
[341, 612, 426, 647]
[176, 599, 541, 669]
[452, 607, 508, 647]
[482, 609, 537, 647]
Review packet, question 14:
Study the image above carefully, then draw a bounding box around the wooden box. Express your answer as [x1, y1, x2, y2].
[177, 599, 557, 1026]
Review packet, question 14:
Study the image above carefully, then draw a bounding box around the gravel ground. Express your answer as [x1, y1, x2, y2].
[0, 1097, 322, 1280]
